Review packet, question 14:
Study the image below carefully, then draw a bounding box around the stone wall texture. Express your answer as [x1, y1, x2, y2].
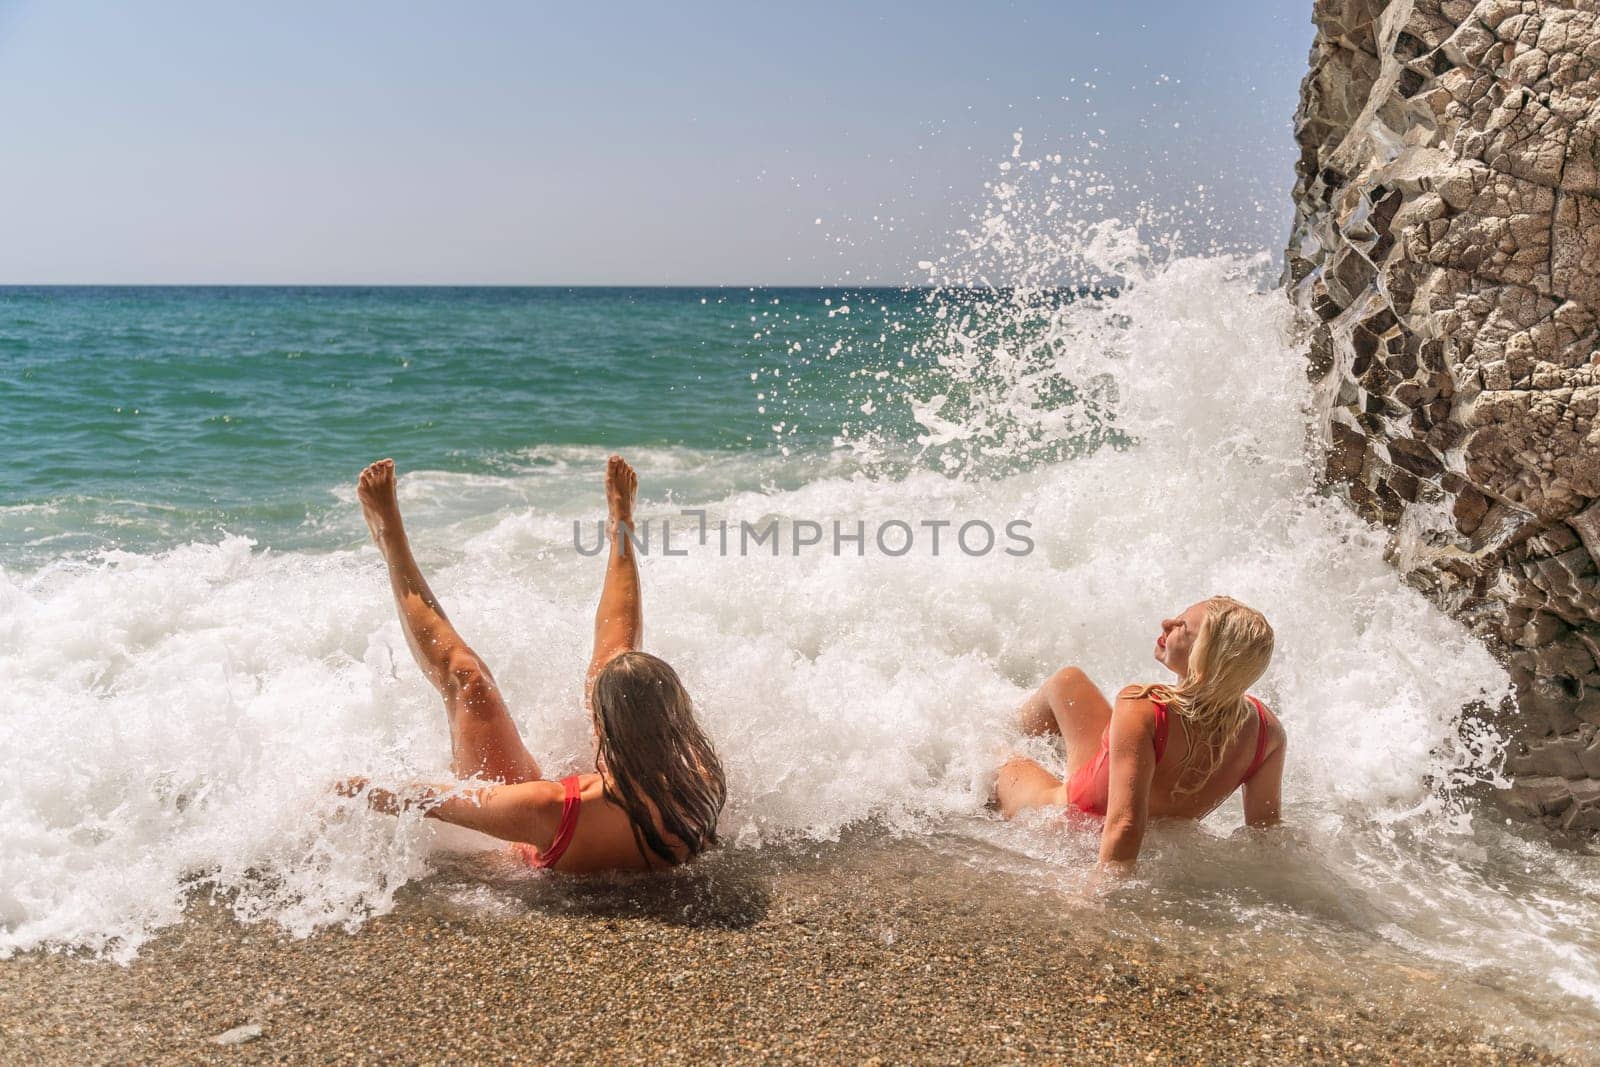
[1287, 0, 1600, 830]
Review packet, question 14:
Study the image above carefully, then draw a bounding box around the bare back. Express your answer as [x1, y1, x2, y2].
[1122, 687, 1287, 820]
[542, 774, 692, 874]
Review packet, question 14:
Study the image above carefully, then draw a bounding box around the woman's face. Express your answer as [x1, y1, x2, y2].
[1155, 600, 1210, 676]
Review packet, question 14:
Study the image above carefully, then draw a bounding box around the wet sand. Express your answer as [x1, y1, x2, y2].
[0, 838, 1567, 1065]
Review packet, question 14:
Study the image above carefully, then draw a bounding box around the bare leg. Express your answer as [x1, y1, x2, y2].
[996, 757, 1065, 818]
[996, 667, 1114, 818]
[586, 455, 643, 689]
[358, 458, 541, 783]
[1016, 666, 1113, 778]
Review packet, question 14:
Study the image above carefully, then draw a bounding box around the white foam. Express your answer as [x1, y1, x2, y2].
[1, 242, 1595, 1030]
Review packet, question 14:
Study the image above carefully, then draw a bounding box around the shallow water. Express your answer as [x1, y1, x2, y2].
[2, 166, 1597, 1055]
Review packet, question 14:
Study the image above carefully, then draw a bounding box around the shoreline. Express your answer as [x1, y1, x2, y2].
[0, 837, 1568, 1065]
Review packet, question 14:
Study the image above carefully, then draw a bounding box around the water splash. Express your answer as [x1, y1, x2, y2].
[2, 138, 1596, 1056]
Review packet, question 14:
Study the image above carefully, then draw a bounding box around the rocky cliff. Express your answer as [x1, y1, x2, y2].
[1287, 0, 1600, 829]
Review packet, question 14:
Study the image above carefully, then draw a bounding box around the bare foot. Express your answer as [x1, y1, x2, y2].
[357, 458, 403, 553]
[605, 454, 637, 529]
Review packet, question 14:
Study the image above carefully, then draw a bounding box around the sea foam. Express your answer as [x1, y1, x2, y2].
[1, 222, 1595, 1036]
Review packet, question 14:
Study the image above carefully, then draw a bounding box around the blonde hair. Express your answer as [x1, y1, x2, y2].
[1131, 596, 1275, 797]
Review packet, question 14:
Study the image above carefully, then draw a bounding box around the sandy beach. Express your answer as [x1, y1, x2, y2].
[0, 836, 1566, 1065]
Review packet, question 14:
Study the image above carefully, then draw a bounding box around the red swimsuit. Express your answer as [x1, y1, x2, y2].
[511, 775, 583, 870]
[1065, 695, 1270, 817]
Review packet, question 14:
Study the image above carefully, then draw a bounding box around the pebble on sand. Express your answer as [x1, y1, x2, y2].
[210, 1024, 263, 1046]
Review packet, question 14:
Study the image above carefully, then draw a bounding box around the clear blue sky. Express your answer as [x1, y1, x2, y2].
[0, 1, 1314, 285]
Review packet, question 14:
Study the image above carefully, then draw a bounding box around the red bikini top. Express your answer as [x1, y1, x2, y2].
[1151, 694, 1271, 784]
[512, 774, 583, 870]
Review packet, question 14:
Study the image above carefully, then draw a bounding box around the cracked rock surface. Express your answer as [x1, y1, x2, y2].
[1288, 0, 1600, 830]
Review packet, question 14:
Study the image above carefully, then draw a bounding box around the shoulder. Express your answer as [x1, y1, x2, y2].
[1110, 685, 1161, 733]
[1249, 696, 1288, 750]
[1113, 684, 1163, 712]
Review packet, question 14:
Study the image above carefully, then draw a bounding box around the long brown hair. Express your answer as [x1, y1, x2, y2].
[590, 651, 726, 867]
[1131, 596, 1274, 797]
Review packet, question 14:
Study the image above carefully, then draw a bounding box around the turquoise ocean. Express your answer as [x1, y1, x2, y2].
[0, 285, 946, 565]
[3, 250, 1599, 1054]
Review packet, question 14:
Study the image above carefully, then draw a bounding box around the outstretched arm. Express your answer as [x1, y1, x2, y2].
[1098, 697, 1159, 873]
[588, 455, 643, 690]
[336, 776, 565, 845]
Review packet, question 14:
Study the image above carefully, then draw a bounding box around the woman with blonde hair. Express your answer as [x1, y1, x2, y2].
[995, 597, 1284, 872]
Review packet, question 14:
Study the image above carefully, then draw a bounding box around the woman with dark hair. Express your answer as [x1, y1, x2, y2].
[338, 455, 725, 872]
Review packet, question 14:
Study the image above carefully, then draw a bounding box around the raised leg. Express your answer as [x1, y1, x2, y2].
[586, 455, 643, 689]
[996, 666, 1115, 818]
[1016, 666, 1113, 778]
[358, 458, 541, 783]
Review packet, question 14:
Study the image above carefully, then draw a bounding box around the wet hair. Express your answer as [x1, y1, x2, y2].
[1131, 596, 1275, 797]
[589, 651, 726, 867]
